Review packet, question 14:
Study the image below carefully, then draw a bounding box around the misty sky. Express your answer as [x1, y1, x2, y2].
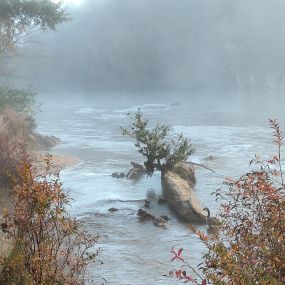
[6, 0, 285, 92]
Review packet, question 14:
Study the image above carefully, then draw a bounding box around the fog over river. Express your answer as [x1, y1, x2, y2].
[36, 91, 284, 284]
[2, 0, 285, 283]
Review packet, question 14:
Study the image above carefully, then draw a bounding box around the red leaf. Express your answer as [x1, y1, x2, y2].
[175, 269, 182, 278]
[171, 248, 185, 262]
[202, 279, 207, 285]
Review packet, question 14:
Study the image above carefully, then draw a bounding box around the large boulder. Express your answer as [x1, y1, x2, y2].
[173, 163, 196, 186]
[161, 163, 208, 223]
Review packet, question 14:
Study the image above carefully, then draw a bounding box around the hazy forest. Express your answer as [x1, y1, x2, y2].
[0, 1, 284, 284]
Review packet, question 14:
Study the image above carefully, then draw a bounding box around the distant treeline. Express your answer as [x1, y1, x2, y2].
[6, 0, 285, 92]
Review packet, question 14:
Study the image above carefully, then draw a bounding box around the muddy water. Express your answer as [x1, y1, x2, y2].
[37, 91, 283, 284]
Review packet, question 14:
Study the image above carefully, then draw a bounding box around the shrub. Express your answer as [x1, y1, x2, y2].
[201, 119, 285, 284]
[0, 126, 25, 187]
[0, 155, 100, 285]
[168, 247, 207, 284]
[168, 119, 285, 285]
[0, 104, 38, 187]
[121, 109, 194, 175]
[0, 87, 36, 115]
[1, 107, 36, 138]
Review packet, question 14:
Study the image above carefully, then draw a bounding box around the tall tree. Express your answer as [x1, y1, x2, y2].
[0, 0, 68, 55]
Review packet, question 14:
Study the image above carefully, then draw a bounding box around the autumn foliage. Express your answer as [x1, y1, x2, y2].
[0, 155, 99, 285]
[168, 247, 207, 285]
[0, 125, 25, 187]
[169, 119, 285, 285]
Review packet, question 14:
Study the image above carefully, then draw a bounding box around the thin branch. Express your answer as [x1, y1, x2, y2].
[187, 162, 216, 173]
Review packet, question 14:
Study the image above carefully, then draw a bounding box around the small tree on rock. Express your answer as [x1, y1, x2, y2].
[121, 109, 194, 175]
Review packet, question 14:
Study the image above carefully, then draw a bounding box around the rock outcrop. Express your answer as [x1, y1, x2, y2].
[126, 162, 146, 180]
[0, 107, 60, 149]
[34, 134, 61, 149]
[161, 163, 211, 223]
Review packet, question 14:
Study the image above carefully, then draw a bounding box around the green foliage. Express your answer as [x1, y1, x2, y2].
[0, 86, 35, 114]
[121, 109, 194, 175]
[0, 0, 68, 54]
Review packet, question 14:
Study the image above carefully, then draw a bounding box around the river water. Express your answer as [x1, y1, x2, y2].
[37, 91, 284, 285]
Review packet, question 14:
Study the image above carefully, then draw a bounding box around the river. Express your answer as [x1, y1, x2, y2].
[36, 90, 284, 285]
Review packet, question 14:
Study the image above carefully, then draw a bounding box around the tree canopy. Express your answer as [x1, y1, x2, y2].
[0, 86, 35, 114]
[0, 0, 68, 54]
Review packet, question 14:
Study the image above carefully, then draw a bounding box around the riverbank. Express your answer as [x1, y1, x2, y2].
[0, 151, 81, 256]
[33, 151, 81, 174]
[0, 151, 81, 209]
[0, 104, 81, 209]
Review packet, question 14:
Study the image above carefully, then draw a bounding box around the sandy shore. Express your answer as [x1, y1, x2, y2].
[33, 151, 81, 174]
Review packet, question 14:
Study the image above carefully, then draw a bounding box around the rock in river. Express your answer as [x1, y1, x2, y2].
[126, 162, 146, 180]
[161, 163, 214, 223]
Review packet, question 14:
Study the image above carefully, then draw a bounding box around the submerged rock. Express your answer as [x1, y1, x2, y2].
[137, 208, 155, 222]
[158, 195, 166, 205]
[137, 208, 169, 228]
[146, 189, 157, 200]
[144, 199, 151, 208]
[108, 207, 119, 213]
[111, 172, 125, 179]
[160, 215, 170, 221]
